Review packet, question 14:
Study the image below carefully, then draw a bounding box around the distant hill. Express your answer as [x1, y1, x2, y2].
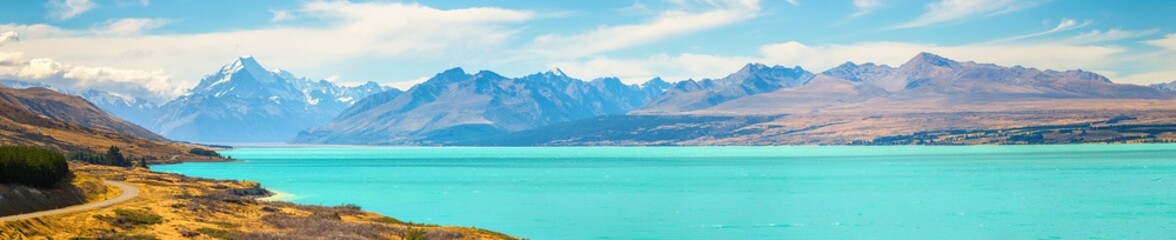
[0, 86, 215, 162]
[150, 56, 393, 143]
[295, 52, 1176, 146]
[680, 52, 1167, 115]
[491, 53, 1176, 145]
[294, 68, 669, 145]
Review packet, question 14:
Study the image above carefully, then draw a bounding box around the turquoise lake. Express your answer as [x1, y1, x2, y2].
[154, 145, 1176, 239]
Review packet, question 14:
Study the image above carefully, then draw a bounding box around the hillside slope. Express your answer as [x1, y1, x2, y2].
[0, 86, 218, 162]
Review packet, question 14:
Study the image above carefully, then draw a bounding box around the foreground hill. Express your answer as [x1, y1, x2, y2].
[150, 56, 393, 143]
[0, 86, 216, 162]
[295, 68, 670, 145]
[0, 79, 160, 129]
[0, 163, 517, 239]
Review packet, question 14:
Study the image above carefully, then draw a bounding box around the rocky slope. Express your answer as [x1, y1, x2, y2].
[295, 68, 669, 145]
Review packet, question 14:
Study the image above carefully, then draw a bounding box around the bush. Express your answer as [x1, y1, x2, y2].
[70, 146, 135, 167]
[0, 146, 70, 187]
[399, 228, 428, 240]
[189, 148, 221, 157]
[196, 227, 236, 240]
[113, 209, 163, 225]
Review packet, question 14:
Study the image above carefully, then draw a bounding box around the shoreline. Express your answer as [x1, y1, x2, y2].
[258, 188, 296, 202]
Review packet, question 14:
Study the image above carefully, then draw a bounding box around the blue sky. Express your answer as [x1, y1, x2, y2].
[1, 0, 1174, 102]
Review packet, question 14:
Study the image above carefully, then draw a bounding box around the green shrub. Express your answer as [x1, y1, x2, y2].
[113, 209, 163, 225]
[196, 227, 236, 240]
[399, 227, 428, 240]
[0, 146, 70, 187]
[69, 146, 134, 167]
[189, 148, 221, 157]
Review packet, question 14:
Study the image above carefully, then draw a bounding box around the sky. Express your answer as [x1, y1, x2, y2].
[0, 0, 1174, 103]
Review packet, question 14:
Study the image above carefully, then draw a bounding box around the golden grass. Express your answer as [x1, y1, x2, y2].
[0, 163, 519, 240]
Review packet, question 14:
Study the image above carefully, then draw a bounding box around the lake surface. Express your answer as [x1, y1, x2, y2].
[154, 145, 1176, 239]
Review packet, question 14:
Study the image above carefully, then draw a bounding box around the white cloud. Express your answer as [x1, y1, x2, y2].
[893, 0, 1045, 29]
[990, 18, 1089, 43]
[270, 10, 296, 22]
[1113, 70, 1176, 85]
[1068, 29, 1159, 44]
[851, 0, 882, 17]
[48, 0, 96, 21]
[0, 51, 182, 103]
[1147, 33, 1176, 51]
[93, 18, 169, 36]
[785, 0, 800, 6]
[0, 31, 17, 46]
[2, 2, 536, 100]
[528, 0, 760, 58]
[387, 76, 430, 90]
[0, 24, 75, 39]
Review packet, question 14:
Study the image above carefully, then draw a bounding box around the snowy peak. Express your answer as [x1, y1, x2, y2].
[822, 61, 895, 83]
[151, 55, 391, 143]
[904, 52, 959, 68]
[728, 63, 812, 82]
[1153, 80, 1176, 92]
[545, 67, 568, 77]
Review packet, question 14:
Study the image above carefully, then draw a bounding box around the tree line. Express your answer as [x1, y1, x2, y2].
[0, 146, 71, 187]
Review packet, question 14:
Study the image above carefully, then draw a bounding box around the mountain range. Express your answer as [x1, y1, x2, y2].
[4, 52, 1175, 146]
[294, 68, 670, 145]
[149, 56, 393, 143]
[4, 56, 393, 143]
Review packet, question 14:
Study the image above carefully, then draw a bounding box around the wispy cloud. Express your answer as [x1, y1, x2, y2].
[989, 18, 1089, 43]
[1147, 33, 1176, 51]
[92, 18, 169, 36]
[851, 0, 882, 18]
[270, 10, 296, 22]
[0, 31, 17, 46]
[1068, 29, 1159, 44]
[893, 0, 1046, 29]
[529, 0, 761, 58]
[785, 0, 800, 6]
[47, 0, 96, 21]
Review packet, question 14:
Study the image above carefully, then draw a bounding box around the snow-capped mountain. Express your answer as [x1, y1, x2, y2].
[1153, 80, 1176, 92]
[0, 79, 56, 90]
[151, 56, 394, 143]
[294, 67, 669, 145]
[79, 89, 158, 127]
[638, 63, 815, 113]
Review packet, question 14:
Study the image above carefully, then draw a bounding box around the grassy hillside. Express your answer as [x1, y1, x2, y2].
[0, 86, 225, 163]
[1, 163, 520, 240]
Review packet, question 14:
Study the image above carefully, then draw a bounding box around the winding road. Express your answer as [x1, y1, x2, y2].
[0, 181, 139, 222]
